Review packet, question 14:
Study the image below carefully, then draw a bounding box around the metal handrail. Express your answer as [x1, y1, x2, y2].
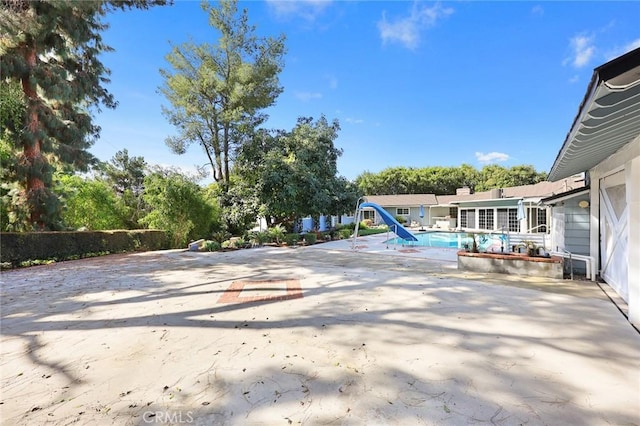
[352, 196, 366, 250]
[525, 223, 550, 234]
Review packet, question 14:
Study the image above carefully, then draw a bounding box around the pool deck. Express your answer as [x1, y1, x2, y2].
[1, 242, 638, 425]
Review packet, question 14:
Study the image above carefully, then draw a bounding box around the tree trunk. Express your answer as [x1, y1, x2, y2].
[21, 44, 46, 228]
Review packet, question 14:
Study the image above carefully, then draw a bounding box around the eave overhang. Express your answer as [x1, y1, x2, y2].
[548, 47, 640, 182]
[450, 198, 522, 208]
[541, 187, 590, 205]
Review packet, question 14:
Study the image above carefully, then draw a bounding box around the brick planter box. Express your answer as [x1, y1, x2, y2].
[457, 250, 564, 279]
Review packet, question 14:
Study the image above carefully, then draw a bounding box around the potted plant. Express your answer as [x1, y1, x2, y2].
[517, 240, 538, 256]
[466, 232, 480, 253]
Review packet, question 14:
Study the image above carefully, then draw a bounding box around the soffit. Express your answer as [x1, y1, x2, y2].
[548, 48, 640, 181]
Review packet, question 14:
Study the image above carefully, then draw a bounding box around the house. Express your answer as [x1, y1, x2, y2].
[363, 177, 584, 237]
[547, 47, 640, 325]
[359, 194, 438, 228]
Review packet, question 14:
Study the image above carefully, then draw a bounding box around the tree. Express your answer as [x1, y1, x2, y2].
[140, 167, 218, 248]
[98, 149, 148, 228]
[355, 164, 546, 195]
[235, 116, 353, 229]
[58, 174, 127, 230]
[160, 0, 286, 189]
[0, 0, 167, 230]
[1, 79, 25, 230]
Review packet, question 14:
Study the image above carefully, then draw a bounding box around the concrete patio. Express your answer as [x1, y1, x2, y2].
[1, 242, 638, 425]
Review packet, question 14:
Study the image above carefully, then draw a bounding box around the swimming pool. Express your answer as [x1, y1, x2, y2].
[386, 231, 509, 251]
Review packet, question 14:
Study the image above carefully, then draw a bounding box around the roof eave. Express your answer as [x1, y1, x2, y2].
[548, 47, 640, 181]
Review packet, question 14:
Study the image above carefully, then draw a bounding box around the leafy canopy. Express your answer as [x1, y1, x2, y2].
[0, 0, 167, 230]
[160, 0, 286, 186]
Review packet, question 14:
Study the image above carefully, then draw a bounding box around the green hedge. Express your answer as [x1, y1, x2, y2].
[0, 230, 168, 268]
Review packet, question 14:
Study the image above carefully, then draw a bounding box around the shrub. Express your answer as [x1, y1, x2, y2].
[203, 240, 221, 252]
[211, 230, 231, 244]
[395, 216, 407, 224]
[339, 228, 353, 239]
[268, 224, 286, 244]
[248, 230, 270, 246]
[335, 222, 356, 231]
[303, 232, 317, 245]
[360, 219, 373, 228]
[0, 230, 168, 268]
[283, 233, 300, 246]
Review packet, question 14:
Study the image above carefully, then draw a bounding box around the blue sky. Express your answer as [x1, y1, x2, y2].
[94, 1, 640, 182]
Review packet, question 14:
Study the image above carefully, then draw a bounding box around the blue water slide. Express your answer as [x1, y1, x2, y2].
[360, 202, 418, 241]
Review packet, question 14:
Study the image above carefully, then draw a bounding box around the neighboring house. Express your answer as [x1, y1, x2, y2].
[359, 194, 438, 228]
[547, 47, 640, 325]
[363, 177, 584, 238]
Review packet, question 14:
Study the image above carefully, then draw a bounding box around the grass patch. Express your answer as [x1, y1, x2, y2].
[357, 227, 389, 236]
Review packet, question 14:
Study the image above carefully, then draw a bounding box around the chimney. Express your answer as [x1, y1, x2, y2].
[489, 188, 501, 199]
[456, 186, 472, 195]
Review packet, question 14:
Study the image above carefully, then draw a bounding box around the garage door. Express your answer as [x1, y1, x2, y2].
[599, 170, 628, 301]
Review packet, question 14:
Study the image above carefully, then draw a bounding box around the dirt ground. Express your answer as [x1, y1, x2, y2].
[1, 245, 638, 425]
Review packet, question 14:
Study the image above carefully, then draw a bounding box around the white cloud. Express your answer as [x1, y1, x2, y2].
[605, 38, 640, 61]
[294, 91, 322, 101]
[325, 74, 338, 90]
[475, 152, 510, 164]
[568, 74, 580, 84]
[377, 2, 454, 50]
[266, 0, 332, 22]
[531, 5, 544, 16]
[563, 34, 595, 68]
[345, 117, 364, 124]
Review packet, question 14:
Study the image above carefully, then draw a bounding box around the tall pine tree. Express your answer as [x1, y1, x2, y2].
[0, 0, 166, 230]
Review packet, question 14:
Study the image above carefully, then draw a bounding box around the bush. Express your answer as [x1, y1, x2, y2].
[0, 230, 168, 268]
[339, 228, 353, 239]
[211, 230, 231, 244]
[303, 232, 317, 245]
[248, 230, 270, 246]
[283, 233, 299, 246]
[140, 170, 218, 248]
[360, 219, 373, 228]
[203, 240, 221, 252]
[395, 216, 407, 224]
[268, 224, 286, 244]
[335, 222, 356, 231]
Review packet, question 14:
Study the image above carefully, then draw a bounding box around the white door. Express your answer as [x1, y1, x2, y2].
[599, 170, 629, 301]
[551, 206, 565, 252]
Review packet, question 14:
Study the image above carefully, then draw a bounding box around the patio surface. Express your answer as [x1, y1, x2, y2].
[1, 240, 638, 425]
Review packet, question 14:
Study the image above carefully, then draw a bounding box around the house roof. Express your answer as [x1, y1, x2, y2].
[363, 178, 585, 208]
[437, 178, 584, 205]
[364, 194, 437, 207]
[502, 179, 585, 199]
[541, 186, 590, 205]
[548, 47, 640, 181]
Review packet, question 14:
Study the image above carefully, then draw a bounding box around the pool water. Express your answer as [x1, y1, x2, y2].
[387, 231, 509, 251]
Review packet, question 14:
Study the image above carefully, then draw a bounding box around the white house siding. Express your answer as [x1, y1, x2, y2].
[590, 136, 639, 324]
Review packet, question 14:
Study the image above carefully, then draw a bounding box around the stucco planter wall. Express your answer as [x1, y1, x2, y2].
[457, 251, 564, 279]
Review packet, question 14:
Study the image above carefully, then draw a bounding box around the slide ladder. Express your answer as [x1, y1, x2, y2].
[352, 199, 418, 250]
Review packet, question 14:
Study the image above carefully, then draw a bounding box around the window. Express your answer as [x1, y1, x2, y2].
[460, 209, 475, 228]
[478, 208, 494, 230]
[537, 208, 548, 233]
[363, 210, 375, 220]
[497, 208, 519, 232]
[396, 208, 409, 216]
[528, 207, 549, 233]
